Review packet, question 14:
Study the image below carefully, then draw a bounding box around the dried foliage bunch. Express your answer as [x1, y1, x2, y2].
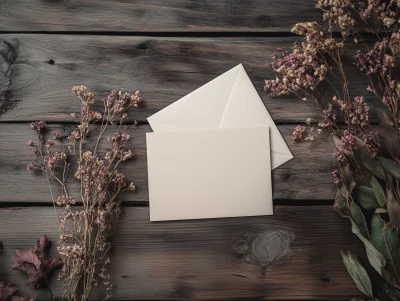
[265, 1, 400, 300]
[27, 86, 142, 300]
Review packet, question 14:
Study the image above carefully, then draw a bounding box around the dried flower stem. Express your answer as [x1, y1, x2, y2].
[27, 87, 142, 301]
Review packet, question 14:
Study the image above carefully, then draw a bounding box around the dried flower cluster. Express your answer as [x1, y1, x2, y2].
[27, 86, 142, 300]
[265, 1, 400, 300]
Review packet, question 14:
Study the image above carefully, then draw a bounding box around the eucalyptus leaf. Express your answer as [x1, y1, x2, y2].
[340, 165, 356, 194]
[331, 134, 342, 150]
[375, 208, 388, 213]
[341, 250, 374, 298]
[371, 214, 400, 285]
[379, 157, 400, 180]
[386, 184, 400, 230]
[379, 123, 400, 161]
[334, 186, 350, 216]
[381, 112, 395, 126]
[349, 216, 386, 275]
[351, 202, 370, 239]
[353, 185, 381, 210]
[371, 176, 386, 207]
[354, 138, 386, 180]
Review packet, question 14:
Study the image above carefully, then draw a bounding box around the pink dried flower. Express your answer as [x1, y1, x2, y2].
[332, 169, 341, 184]
[46, 140, 55, 148]
[68, 130, 80, 141]
[30, 121, 46, 131]
[340, 130, 358, 155]
[52, 131, 61, 139]
[292, 125, 306, 141]
[27, 140, 34, 147]
[26, 163, 35, 170]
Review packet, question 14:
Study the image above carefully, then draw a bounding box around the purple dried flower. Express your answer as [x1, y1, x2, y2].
[340, 130, 358, 155]
[332, 169, 341, 184]
[52, 131, 61, 139]
[46, 140, 55, 148]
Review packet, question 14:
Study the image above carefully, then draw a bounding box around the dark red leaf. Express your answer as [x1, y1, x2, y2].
[0, 281, 18, 301]
[11, 236, 62, 291]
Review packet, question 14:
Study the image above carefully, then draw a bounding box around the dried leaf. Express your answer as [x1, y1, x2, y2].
[379, 157, 400, 180]
[334, 186, 350, 216]
[331, 134, 342, 149]
[371, 176, 386, 207]
[351, 202, 370, 239]
[0, 282, 18, 301]
[11, 236, 62, 290]
[354, 138, 386, 180]
[371, 214, 400, 283]
[379, 123, 400, 161]
[341, 250, 374, 298]
[353, 185, 381, 210]
[386, 184, 400, 230]
[381, 112, 395, 126]
[340, 165, 356, 194]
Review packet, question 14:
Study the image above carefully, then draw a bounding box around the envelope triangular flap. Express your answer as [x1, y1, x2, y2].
[219, 65, 293, 168]
[147, 65, 241, 131]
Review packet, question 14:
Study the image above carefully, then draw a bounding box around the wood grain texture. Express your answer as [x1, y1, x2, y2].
[0, 34, 384, 123]
[0, 0, 321, 32]
[0, 206, 362, 300]
[0, 123, 336, 203]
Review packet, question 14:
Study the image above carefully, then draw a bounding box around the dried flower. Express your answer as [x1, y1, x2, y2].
[27, 87, 143, 301]
[292, 125, 306, 141]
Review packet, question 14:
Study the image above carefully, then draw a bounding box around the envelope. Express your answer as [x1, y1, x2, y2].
[146, 126, 273, 221]
[147, 64, 293, 169]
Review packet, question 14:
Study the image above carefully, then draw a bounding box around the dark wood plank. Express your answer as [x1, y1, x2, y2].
[0, 123, 336, 203]
[0, 35, 382, 123]
[0, 206, 362, 300]
[0, 0, 321, 32]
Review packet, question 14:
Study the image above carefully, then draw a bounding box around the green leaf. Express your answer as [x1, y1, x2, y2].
[354, 138, 386, 180]
[386, 184, 400, 231]
[379, 123, 400, 161]
[334, 186, 350, 216]
[371, 176, 386, 207]
[351, 202, 370, 239]
[341, 250, 374, 298]
[353, 185, 381, 210]
[371, 214, 400, 284]
[348, 216, 386, 275]
[340, 165, 356, 194]
[379, 157, 400, 180]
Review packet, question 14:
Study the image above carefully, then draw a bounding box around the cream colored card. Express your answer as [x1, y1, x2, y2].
[147, 64, 293, 169]
[146, 126, 272, 221]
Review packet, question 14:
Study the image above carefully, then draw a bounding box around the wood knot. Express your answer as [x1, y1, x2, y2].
[48, 59, 55, 65]
[233, 228, 294, 267]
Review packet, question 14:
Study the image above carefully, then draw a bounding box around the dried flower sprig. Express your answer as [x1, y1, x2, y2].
[27, 86, 142, 300]
[265, 1, 400, 299]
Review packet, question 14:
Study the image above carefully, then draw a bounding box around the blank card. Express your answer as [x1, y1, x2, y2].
[146, 126, 272, 221]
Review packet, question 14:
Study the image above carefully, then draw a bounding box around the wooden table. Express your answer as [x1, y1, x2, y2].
[0, 1, 366, 299]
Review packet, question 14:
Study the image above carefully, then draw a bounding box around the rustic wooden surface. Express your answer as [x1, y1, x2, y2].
[0, 207, 362, 300]
[0, 0, 321, 32]
[0, 0, 372, 300]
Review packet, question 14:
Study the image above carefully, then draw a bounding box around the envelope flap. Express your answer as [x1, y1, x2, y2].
[219, 65, 293, 166]
[148, 65, 241, 131]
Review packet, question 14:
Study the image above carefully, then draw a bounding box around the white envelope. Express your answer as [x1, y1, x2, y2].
[147, 64, 293, 169]
[146, 127, 273, 221]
